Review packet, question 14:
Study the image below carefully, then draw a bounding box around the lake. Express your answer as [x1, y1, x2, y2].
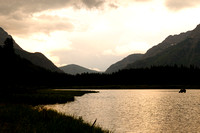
[46, 89, 200, 133]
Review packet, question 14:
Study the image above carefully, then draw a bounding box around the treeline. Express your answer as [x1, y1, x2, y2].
[70, 65, 200, 87]
[1, 38, 200, 89]
[0, 38, 69, 89]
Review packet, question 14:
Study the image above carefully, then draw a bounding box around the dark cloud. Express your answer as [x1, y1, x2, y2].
[0, 0, 107, 35]
[134, 0, 151, 2]
[0, 0, 153, 36]
[81, 0, 105, 8]
[0, 0, 72, 16]
[0, 0, 105, 16]
[0, 15, 74, 36]
[165, 0, 200, 11]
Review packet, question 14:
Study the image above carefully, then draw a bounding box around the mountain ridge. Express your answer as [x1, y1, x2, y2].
[126, 24, 200, 69]
[60, 64, 99, 75]
[0, 28, 23, 50]
[106, 24, 200, 73]
[0, 27, 63, 73]
[105, 54, 143, 73]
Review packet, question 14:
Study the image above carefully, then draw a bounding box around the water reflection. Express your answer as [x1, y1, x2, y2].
[46, 89, 200, 132]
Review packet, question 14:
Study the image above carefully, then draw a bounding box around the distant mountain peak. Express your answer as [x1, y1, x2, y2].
[60, 64, 99, 75]
[191, 24, 200, 38]
[0, 27, 23, 50]
[0, 27, 10, 42]
[0, 27, 8, 35]
[195, 23, 200, 29]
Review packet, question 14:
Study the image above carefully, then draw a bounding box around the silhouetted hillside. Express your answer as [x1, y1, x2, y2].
[126, 24, 200, 69]
[142, 29, 192, 59]
[105, 54, 143, 73]
[1, 39, 200, 89]
[60, 64, 99, 75]
[106, 24, 200, 72]
[2, 25, 200, 89]
[0, 38, 67, 89]
[15, 50, 63, 73]
[0, 27, 63, 73]
[0, 28, 22, 50]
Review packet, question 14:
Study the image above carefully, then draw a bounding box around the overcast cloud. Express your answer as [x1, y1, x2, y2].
[0, 0, 71, 16]
[0, 0, 156, 35]
[0, 0, 106, 35]
[165, 0, 200, 11]
[1, 0, 200, 71]
[0, 15, 74, 36]
[0, 0, 106, 16]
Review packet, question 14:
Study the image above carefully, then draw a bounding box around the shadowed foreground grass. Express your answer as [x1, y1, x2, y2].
[0, 89, 109, 133]
[0, 104, 108, 133]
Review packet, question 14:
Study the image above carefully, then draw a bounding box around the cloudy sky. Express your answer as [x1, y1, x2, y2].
[1, 0, 200, 71]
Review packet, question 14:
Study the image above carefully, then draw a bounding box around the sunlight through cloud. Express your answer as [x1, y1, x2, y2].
[2, 0, 200, 71]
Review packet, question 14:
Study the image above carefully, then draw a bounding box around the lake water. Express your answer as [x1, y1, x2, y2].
[46, 89, 200, 133]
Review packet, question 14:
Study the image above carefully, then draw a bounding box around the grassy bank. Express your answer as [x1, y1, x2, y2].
[0, 89, 97, 105]
[0, 104, 108, 133]
[0, 89, 109, 133]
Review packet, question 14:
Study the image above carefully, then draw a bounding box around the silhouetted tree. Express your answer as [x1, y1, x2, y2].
[4, 37, 14, 55]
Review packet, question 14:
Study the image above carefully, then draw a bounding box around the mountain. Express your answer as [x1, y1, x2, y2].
[0, 27, 23, 50]
[0, 39, 53, 88]
[15, 50, 63, 73]
[105, 26, 192, 73]
[105, 54, 143, 73]
[142, 30, 192, 59]
[0, 27, 63, 73]
[126, 24, 200, 69]
[60, 64, 99, 75]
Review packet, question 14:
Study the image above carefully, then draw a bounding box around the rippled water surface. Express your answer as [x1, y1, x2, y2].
[46, 89, 200, 133]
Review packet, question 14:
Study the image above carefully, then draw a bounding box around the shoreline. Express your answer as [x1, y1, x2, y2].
[53, 84, 200, 89]
[0, 89, 109, 133]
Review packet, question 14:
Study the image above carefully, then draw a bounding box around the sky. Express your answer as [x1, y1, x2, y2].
[0, 0, 200, 71]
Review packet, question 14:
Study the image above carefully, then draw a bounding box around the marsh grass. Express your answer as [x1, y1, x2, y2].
[0, 104, 109, 133]
[0, 89, 97, 105]
[0, 89, 108, 133]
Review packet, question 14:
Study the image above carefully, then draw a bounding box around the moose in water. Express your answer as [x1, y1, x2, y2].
[179, 88, 186, 93]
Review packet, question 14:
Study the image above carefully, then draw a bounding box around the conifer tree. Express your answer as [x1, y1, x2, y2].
[4, 37, 14, 54]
